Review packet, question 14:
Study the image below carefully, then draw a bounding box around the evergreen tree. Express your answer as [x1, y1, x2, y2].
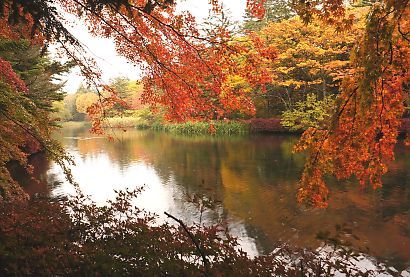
[0, 39, 73, 114]
[0, 38, 73, 199]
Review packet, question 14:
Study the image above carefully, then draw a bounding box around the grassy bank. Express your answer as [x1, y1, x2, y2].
[61, 118, 285, 135]
[102, 116, 150, 129]
[60, 121, 91, 129]
[151, 120, 250, 135]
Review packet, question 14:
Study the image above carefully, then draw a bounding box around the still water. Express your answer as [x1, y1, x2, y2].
[22, 125, 409, 268]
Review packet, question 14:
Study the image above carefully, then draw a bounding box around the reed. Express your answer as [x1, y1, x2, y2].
[151, 121, 249, 135]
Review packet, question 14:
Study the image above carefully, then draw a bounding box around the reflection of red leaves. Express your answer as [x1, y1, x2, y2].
[209, 123, 216, 135]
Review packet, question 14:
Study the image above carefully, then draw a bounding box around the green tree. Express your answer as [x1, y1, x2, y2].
[108, 77, 135, 113]
[51, 100, 72, 122]
[0, 39, 72, 114]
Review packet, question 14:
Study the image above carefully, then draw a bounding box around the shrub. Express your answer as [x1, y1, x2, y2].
[0, 188, 395, 276]
[281, 94, 336, 131]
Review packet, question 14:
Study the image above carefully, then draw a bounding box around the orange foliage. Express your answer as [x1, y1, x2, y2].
[1, 0, 271, 124]
[294, 1, 410, 207]
[61, 0, 274, 121]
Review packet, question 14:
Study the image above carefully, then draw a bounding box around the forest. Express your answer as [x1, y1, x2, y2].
[0, 0, 409, 275]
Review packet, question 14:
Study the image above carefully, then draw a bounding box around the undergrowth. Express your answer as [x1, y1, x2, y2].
[0, 187, 397, 276]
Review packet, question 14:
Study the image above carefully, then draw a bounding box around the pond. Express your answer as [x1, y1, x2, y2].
[20, 124, 410, 269]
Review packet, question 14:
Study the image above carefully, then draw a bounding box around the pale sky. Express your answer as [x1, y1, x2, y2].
[61, 0, 247, 93]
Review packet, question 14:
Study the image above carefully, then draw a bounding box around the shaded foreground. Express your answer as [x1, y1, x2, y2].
[0, 188, 403, 276]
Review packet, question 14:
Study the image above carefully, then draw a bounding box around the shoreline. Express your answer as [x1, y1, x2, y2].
[62, 118, 410, 135]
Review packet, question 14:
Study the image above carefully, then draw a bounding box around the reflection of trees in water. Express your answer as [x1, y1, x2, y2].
[141, 133, 408, 264]
[72, 129, 150, 170]
[10, 152, 51, 196]
[129, 132, 317, 254]
[56, 127, 410, 267]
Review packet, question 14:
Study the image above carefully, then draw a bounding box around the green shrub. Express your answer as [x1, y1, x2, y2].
[281, 94, 336, 131]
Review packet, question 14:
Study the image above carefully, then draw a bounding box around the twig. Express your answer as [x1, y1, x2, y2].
[164, 211, 210, 276]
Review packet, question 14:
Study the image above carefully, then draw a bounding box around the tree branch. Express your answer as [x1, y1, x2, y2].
[164, 211, 209, 276]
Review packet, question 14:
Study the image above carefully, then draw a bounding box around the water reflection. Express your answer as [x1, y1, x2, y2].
[24, 125, 409, 268]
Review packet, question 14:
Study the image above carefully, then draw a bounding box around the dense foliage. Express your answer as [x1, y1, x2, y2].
[0, 188, 393, 276]
[243, 0, 294, 31]
[0, 0, 408, 202]
[293, 0, 409, 207]
[254, 10, 363, 116]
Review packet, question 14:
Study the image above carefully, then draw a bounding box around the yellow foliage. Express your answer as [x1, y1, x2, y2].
[75, 92, 99, 114]
[260, 8, 366, 95]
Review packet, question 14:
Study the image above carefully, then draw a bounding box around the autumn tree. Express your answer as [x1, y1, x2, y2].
[0, 0, 409, 274]
[52, 100, 74, 122]
[0, 0, 408, 207]
[106, 77, 145, 113]
[62, 93, 86, 121]
[291, 0, 409, 207]
[281, 93, 336, 131]
[127, 80, 145, 109]
[75, 92, 99, 115]
[0, 0, 270, 195]
[250, 9, 365, 117]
